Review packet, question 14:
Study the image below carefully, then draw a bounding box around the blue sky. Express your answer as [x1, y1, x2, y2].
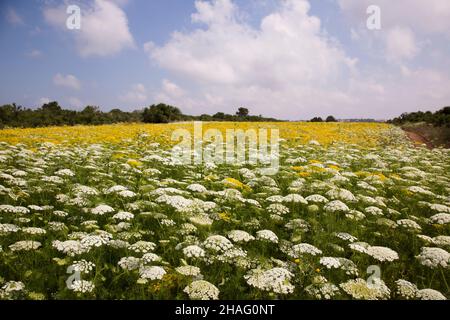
[1, 0, 449, 120]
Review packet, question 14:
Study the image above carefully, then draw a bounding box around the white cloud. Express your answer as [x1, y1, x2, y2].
[338, 0, 450, 35]
[38, 97, 51, 106]
[53, 73, 81, 90]
[6, 8, 24, 26]
[119, 83, 148, 105]
[143, 0, 450, 119]
[385, 27, 418, 61]
[44, 0, 135, 57]
[145, 0, 358, 118]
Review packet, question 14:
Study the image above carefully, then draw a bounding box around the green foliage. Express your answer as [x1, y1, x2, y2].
[0, 102, 142, 129]
[142, 104, 183, 124]
[389, 107, 450, 127]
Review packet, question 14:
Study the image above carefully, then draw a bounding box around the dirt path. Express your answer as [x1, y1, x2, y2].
[404, 130, 434, 149]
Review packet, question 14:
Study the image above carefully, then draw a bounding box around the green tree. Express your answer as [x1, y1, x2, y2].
[236, 107, 249, 117]
[142, 104, 182, 123]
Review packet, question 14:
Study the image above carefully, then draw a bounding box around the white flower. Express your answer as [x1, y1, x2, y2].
[326, 188, 357, 202]
[141, 253, 162, 264]
[139, 266, 166, 280]
[256, 230, 279, 243]
[367, 246, 399, 262]
[305, 194, 329, 204]
[432, 236, 450, 247]
[397, 219, 422, 232]
[203, 235, 233, 252]
[365, 206, 383, 216]
[290, 243, 322, 257]
[52, 240, 88, 256]
[340, 278, 390, 300]
[334, 232, 357, 242]
[283, 194, 307, 204]
[113, 211, 134, 221]
[187, 184, 207, 193]
[81, 235, 109, 248]
[9, 240, 41, 251]
[245, 267, 295, 295]
[429, 213, 450, 225]
[228, 230, 255, 243]
[183, 245, 206, 258]
[91, 204, 115, 216]
[22, 227, 46, 235]
[324, 200, 349, 213]
[118, 256, 141, 271]
[70, 280, 95, 293]
[267, 203, 289, 215]
[118, 190, 136, 198]
[71, 260, 96, 274]
[349, 242, 370, 254]
[0, 223, 20, 234]
[184, 280, 220, 300]
[417, 288, 447, 300]
[416, 247, 449, 268]
[176, 265, 202, 277]
[55, 169, 75, 177]
[395, 279, 418, 299]
[128, 241, 157, 253]
[320, 257, 341, 269]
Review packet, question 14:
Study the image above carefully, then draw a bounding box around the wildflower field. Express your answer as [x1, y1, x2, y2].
[0, 122, 449, 300]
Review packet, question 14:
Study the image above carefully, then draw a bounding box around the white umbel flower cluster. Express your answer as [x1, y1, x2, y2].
[228, 230, 255, 243]
[340, 278, 391, 300]
[183, 245, 206, 259]
[203, 235, 233, 252]
[256, 230, 279, 243]
[397, 219, 422, 232]
[176, 265, 202, 277]
[139, 266, 166, 280]
[118, 256, 141, 271]
[417, 288, 447, 300]
[395, 279, 418, 299]
[245, 267, 295, 295]
[71, 260, 95, 274]
[91, 204, 115, 216]
[70, 280, 95, 293]
[128, 241, 157, 253]
[320, 257, 341, 269]
[184, 280, 220, 300]
[324, 200, 349, 213]
[290, 243, 322, 257]
[416, 247, 449, 268]
[267, 203, 290, 215]
[367, 246, 399, 262]
[9, 240, 41, 252]
[52, 240, 88, 256]
[429, 213, 450, 225]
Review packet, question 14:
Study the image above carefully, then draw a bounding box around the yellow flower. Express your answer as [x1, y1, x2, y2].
[127, 159, 142, 168]
[316, 268, 321, 273]
[218, 212, 231, 222]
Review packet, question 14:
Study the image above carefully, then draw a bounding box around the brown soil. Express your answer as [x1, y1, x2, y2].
[404, 130, 433, 149]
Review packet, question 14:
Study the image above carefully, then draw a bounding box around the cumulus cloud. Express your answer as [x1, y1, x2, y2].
[119, 83, 148, 105]
[338, 0, 450, 35]
[53, 73, 81, 90]
[145, 0, 359, 118]
[142, 0, 450, 119]
[44, 0, 135, 57]
[385, 27, 418, 61]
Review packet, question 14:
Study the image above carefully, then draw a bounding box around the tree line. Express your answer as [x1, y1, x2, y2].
[388, 107, 450, 127]
[0, 102, 280, 128]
